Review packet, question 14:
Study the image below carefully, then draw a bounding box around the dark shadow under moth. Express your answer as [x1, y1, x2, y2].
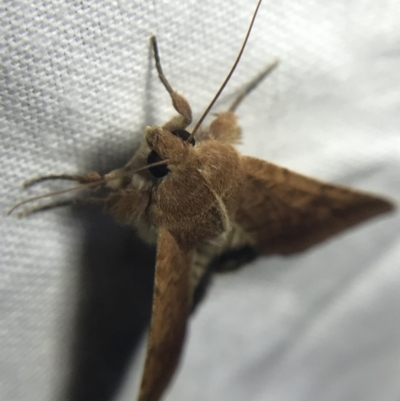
[9, 1, 395, 400]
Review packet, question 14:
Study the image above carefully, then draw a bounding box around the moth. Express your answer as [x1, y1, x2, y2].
[9, 0, 395, 400]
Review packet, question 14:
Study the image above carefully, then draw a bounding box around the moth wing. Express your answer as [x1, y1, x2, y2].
[235, 156, 394, 255]
[138, 228, 194, 401]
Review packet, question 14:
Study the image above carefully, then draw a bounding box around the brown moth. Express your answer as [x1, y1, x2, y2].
[9, 0, 395, 400]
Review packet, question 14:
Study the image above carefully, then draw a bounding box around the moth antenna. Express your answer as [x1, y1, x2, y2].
[9, 158, 171, 215]
[188, 0, 263, 142]
[17, 197, 104, 218]
[23, 172, 102, 188]
[7, 180, 108, 215]
[23, 174, 81, 188]
[228, 59, 279, 112]
[9, 159, 171, 215]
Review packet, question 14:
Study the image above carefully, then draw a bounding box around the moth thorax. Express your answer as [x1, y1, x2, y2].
[196, 140, 243, 203]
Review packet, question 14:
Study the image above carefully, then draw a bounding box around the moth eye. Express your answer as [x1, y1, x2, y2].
[147, 150, 170, 178]
[171, 129, 195, 146]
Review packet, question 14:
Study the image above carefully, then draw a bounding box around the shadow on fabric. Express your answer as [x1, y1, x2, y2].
[58, 136, 155, 401]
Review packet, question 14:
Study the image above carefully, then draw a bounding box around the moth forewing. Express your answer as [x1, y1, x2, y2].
[235, 156, 394, 255]
[138, 228, 194, 401]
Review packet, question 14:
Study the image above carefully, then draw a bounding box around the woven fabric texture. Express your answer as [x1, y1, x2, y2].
[2, 1, 400, 401]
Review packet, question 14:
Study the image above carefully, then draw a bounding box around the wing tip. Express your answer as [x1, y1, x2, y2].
[368, 195, 396, 217]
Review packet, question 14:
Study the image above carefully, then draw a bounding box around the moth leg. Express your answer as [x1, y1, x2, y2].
[208, 110, 242, 144]
[228, 59, 279, 112]
[206, 60, 278, 143]
[151, 36, 192, 130]
[23, 172, 102, 188]
[17, 197, 103, 218]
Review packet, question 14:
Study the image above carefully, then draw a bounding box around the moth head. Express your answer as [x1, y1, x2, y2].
[144, 126, 196, 179]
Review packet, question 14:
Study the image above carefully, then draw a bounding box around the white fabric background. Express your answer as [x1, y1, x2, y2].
[2, 1, 400, 401]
